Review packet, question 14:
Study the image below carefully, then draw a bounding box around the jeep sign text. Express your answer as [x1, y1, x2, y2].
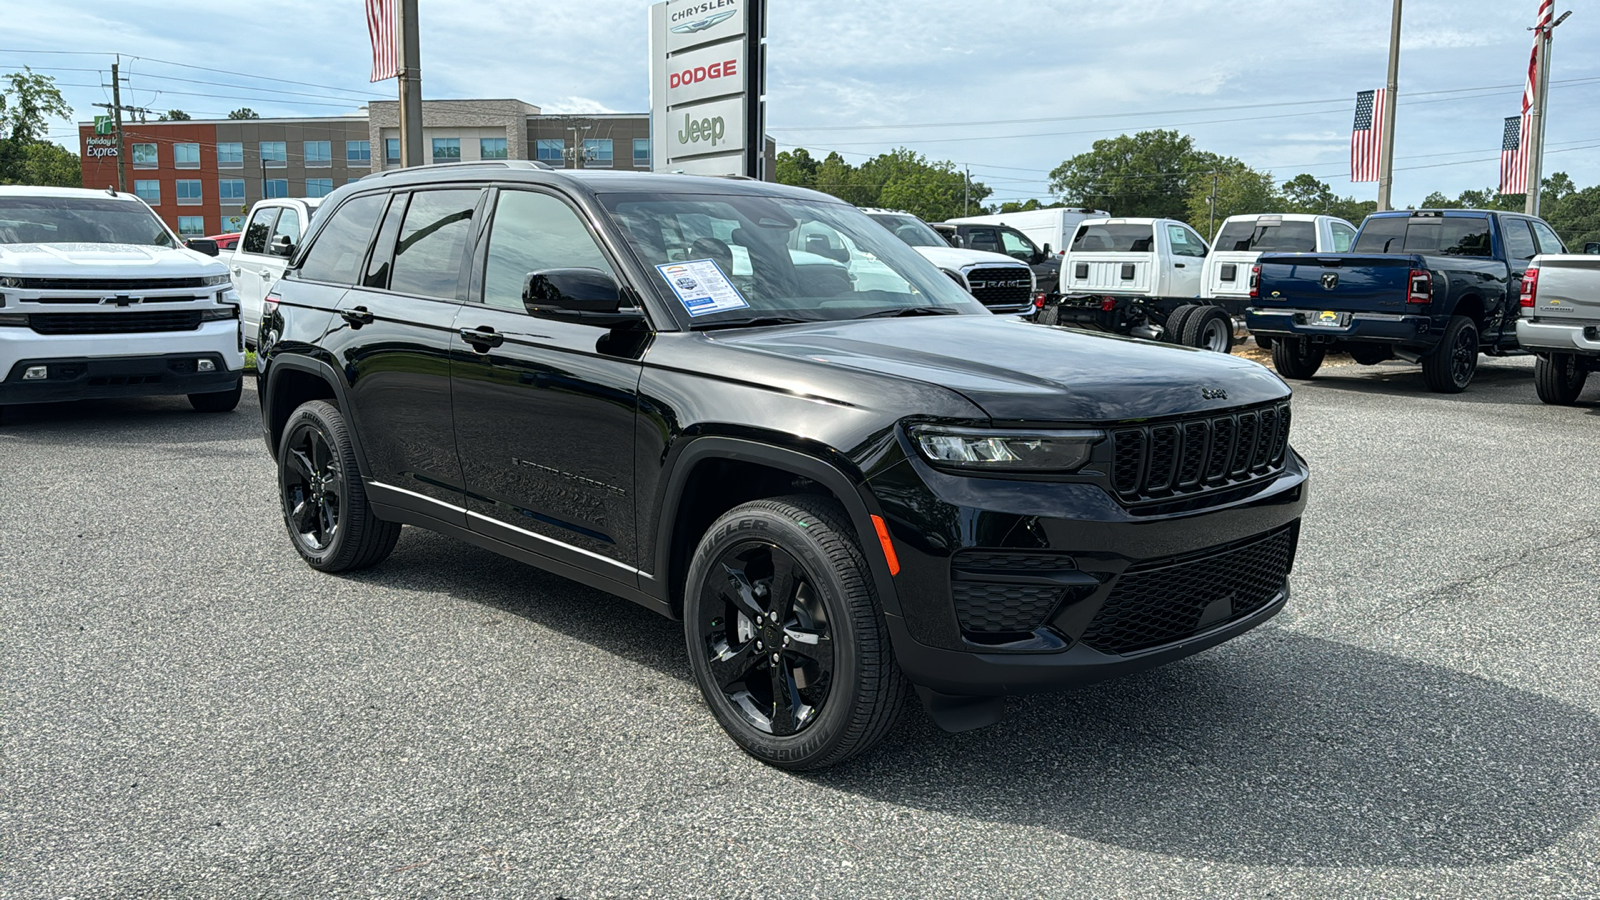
[679, 113, 727, 147]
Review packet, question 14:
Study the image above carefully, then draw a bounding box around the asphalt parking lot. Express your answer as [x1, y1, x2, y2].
[3, 355, 1599, 899]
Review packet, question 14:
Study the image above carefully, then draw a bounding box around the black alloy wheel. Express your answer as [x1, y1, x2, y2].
[684, 496, 905, 770]
[277, 400, 401, 572]
[1422, 315, 1478, 393]
[1534, 353, 1590, 405]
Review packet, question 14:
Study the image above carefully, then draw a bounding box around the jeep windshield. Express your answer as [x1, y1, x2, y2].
[0, 197, 176, 248]
[601, 193, 984, 327]
[864, 212, 949, 249]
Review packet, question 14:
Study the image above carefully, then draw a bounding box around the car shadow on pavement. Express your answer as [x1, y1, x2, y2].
[351, 532, 1600, 870]
[0, 388, 264, 447]
[1293, 360, 1536, 404]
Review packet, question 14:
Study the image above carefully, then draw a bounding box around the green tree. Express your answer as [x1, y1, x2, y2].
[1048, 130, 1222, 219]
[0, 68, 73, 185]
[774, 148, 819, 189]
[227, 107, 260, 120]
[781, 147, 989, 221]
[159, 109, 191, 121]
[16, 141, 80, 187]
[1279, 173, 1375, 224]
[992, 198, 1066, 214]
[1185, 161, 1281, 238]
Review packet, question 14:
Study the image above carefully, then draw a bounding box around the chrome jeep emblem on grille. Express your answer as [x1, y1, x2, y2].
[1201, 387, 1227, 400]
[1320, 272, 1339, 290]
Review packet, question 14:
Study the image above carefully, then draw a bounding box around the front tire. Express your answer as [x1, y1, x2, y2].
[189, 378, 243, 412]
[277, 400, 400, 572]
[1534, 353, 1589, 405]
[1421, 315, 1479, 393]
[1272, 336, 1325, 380]
[684, 495, 906, 770]
[1182, 306, 1234, 353]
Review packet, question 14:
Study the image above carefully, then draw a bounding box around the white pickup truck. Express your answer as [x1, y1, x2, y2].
[0, 187, 245, 423]
[862, 209, 1037, 314]
[1514, 249, 1600, 404]
[230, 197, 322, 347]
[1202, 213, 1357, 306]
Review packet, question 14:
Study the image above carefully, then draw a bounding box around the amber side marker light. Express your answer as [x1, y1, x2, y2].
[870, 514, 900, 576]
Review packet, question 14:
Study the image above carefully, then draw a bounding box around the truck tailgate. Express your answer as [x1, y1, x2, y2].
[1530, 255, 1600, 321]
[1063, 252, 1155, 294]
[1205, 250, 1259, 298]
[1255, 253, 1417, 312]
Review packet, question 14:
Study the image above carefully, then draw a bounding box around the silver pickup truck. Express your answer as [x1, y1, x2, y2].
[1516, 250, 1600, 405]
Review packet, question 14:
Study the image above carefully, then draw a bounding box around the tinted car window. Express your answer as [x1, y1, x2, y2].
[1353, 215, 1491, 257]
[363, 194, 406, 289]
[1502, 218, 1538, 262]
[1072, 223, 1153, 253]
[271, 207, 301, 250]
[999, 229, 1036, 258]
[965, 227, 1001, 253]
[1167, 224, 1208, 258]
[386, 189, 481, 300]
[1529, 219, 1566, 254]
[242, 207, 279, 254]
[298, 193, 385, 285]
[482, 190, 614, 312]
[1215, 219, 1317, 253]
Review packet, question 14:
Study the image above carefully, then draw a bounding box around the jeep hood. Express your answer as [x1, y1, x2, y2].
[0, 243, 227, 279]
[711, 315, 1288, 422]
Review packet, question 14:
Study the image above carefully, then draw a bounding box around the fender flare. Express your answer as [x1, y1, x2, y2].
[259, 353, 370, 478]
[648, 436, 904, 619]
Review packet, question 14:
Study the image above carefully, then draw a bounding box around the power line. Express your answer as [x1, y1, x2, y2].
[0, 48, 384, 99]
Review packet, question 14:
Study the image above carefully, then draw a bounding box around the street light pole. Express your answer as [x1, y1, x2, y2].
[1376, 0, 1402, 211]
[396, 0, 424, 167]
[1525, 10, 1572, 216]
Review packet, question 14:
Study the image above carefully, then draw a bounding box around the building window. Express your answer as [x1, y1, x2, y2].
[223, 214, 244, 232]
[132, 143, 158, 168]
[431, 137, 460, 163]
[133, 180, 160, 204]
[178, 216, 205, 237]
[306, 178, 333, 198]
[260, 141, 287, 168]
[385, 138, 400, 163]
[348, 177, 362, 184]
[304, 140, 332, 167]
[265, 179, 289, 199]
[536, 139, 564, 163]
[346, 140, 371, 165]
[583, 139, 613, 167]
[217, 142, 243, 167]
[633, 138, 650, 168]
[218, 178, 246, 203]
[176, 179, 203, 206]
[479, 137, 508, 160]
[174, 143, 201, 168]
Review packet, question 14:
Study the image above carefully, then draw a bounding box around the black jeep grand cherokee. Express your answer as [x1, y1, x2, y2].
[258, 161, 1307, 770]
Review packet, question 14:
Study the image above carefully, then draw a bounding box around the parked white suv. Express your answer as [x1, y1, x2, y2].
[0, 187, 245, 422]
[862, 209, 1036, 314]
[230, 198, 321, 347]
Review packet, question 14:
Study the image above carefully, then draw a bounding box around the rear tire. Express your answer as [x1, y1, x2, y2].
[1421, 315, 1478, 393]
[1182, 306, 1234, 353]
[1164, 304, 1199, 342]
[1534, 353, 1589, 405]
[1272, 336, 1325, 380]
[189, 378, 243, 413]
[684, 495, 906, 770]
[1348, 343, 1393, 366]
[1254, 333, 1275, 351]
[277, 400, 401, 572]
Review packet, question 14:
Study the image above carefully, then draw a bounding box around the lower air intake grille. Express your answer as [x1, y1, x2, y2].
[1079, 527, 1294, 654]
[953, 582, 1064, 634]
[27, 311, 203, 335]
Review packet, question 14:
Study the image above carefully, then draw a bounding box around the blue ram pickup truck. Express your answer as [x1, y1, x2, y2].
[1246, 209, 1566, 393]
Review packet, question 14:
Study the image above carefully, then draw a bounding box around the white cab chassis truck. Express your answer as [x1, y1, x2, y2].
[0, 187, 244, 422]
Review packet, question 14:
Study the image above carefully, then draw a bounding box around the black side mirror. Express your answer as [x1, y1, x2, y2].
[185, 238, 219, 257]
[524, 268, 645, 327]
[1042, 242, 1052, 256]
[1585, 242, 1599, 255]
[269, 234, 295, 257]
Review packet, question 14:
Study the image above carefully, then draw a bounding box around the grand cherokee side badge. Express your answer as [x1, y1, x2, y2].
[1201, 387, 1227, 400]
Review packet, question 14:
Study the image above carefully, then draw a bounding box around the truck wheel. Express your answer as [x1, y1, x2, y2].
[1182, 307, 1234, 353]
[278, 400, 401, 572]
[1271, 337, 1324, 380]
[1348, 344, 1393, 366]
[1034, 304, 1059, 327]
[1254, 334, 1275, 351]
[1534, 354, 1589, 405]
[189, 378, 243, 413]
[1421, 315, 1479, 393]
[684, 495, 906, 771]
[1164, 304, 1199, 342]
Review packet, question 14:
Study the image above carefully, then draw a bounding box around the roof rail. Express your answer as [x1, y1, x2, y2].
[359, 159, 552, 181]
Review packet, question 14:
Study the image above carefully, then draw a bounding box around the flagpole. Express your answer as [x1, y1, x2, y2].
[396, 0, 424, 168]
[1525, 10, 1571, 216]
[1376, 0, 1402, 211]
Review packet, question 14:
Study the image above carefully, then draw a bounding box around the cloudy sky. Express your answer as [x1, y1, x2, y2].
[6, 0, 1596, 207]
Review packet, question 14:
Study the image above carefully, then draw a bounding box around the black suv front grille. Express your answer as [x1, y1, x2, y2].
[964, 266, 1033, 310]
[27, 311, 203, 335]
[1079, 527, 1294, 654]
[1110, 402, 1290, 502]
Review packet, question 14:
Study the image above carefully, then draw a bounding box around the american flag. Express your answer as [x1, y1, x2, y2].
[1501, 117, 1527, 195]
[367, 0, 397, 82]
[1350, 89, 1385, 183]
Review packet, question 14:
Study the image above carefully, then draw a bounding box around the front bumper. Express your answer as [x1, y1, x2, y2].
[1246, 306, 1431, 346]
[0, 352, 241, 403]
[868, 448, 1309, 696]
[1516, 318, 1600, 357]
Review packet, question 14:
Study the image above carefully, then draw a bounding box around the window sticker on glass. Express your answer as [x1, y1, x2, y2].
[656, 258, 750, 316]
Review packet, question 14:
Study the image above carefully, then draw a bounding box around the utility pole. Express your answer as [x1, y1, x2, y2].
[396, 0, 424, 167]
[1525, 10, 1572, 216]
[1208, 172, 1219, 238]
[93, 59, 153, 193]
[1376, 0, 1402, 211]
[963, 166, 970, 215]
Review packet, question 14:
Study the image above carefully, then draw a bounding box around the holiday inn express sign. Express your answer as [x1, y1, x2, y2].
[650, 0, 766, 178]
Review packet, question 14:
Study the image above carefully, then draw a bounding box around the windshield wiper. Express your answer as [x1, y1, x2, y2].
[856, 306, 963, 319]
[690, 315, 818, 331]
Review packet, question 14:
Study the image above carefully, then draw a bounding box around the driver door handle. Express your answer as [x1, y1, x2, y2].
[1175, 263, 1186, 268]
[459, 326, 504, 351]
[339, 307, 374, 327]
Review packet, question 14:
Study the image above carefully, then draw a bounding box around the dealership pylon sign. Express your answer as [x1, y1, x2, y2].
[650, 0, 766, 178]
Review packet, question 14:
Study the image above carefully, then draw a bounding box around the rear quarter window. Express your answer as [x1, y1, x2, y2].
[297, 193, 386, 285]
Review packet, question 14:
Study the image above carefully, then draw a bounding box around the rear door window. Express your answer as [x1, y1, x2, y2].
[1330, 222, 1357, 252]
[964, 227, 1001, 253]
[385, 189, 482, 300]
[1502, 218, 1538, 262]
[1071, 223, 1153, 253]
[297, 193, 386, 285]
[241, 207, 279, 255]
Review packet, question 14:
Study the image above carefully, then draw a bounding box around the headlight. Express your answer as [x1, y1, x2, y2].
[910, 425, 1103, 471]
[200, 274, 231, 287]
[0, 276, 20, 289]
[200, 306, 239, 321]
